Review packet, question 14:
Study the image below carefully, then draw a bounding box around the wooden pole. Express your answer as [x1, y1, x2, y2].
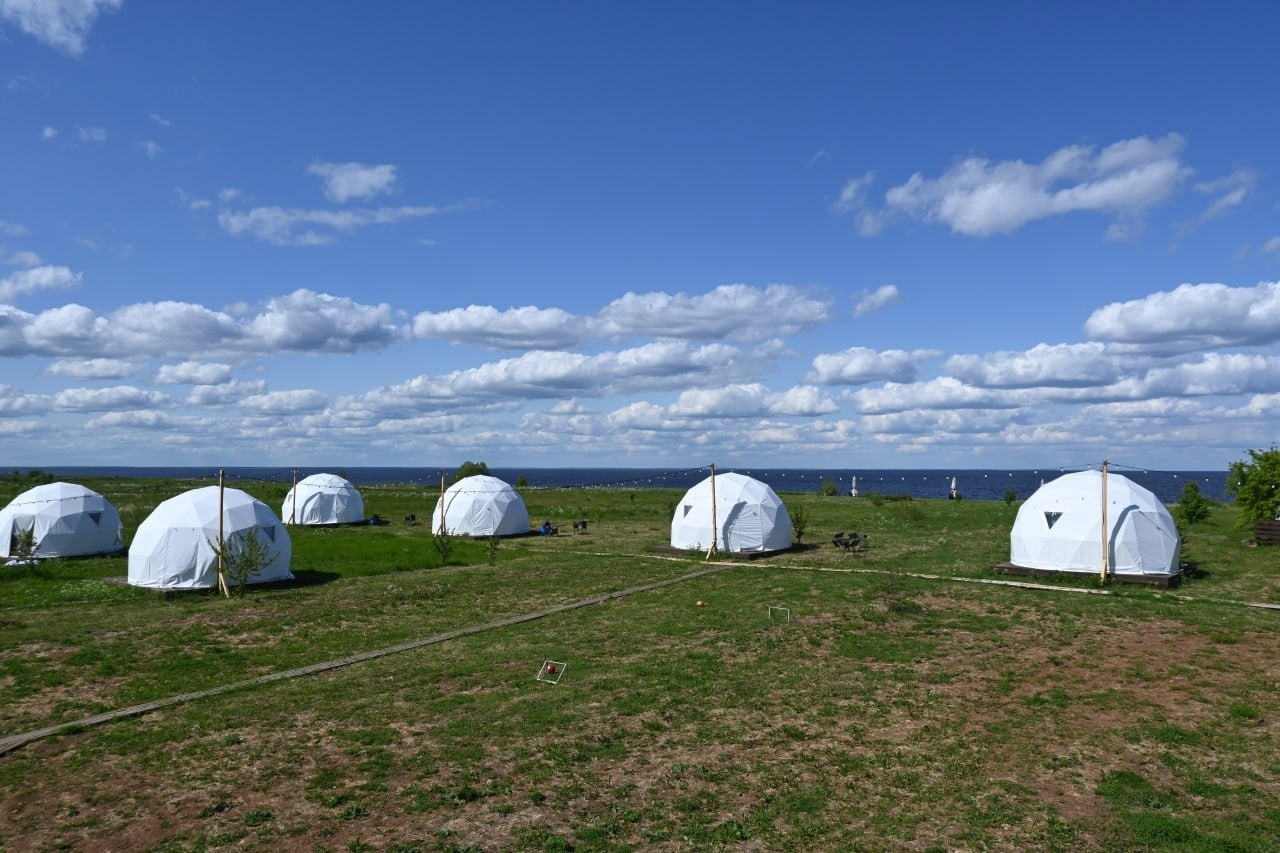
[217, 469, 229, 597]
[1099, 460, 1109, 585]
[288, 467, 297, 525]
[707, 462, 718, 558]
[437, 471, 447, 535]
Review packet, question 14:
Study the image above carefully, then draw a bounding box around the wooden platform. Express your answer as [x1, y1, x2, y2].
[992, 562, 1180, 589]
[647, 544, 813, 560]
[1254, 519, 1280, 545]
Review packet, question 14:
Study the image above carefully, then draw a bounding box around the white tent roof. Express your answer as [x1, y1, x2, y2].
[0, 481, 124, 558]
[431, 475, 530, 537]
[128, 486, 293, 590]
[670, 471, 792, 553]
[1010, 470, 1180, 577]
[282, 473, 365, 525]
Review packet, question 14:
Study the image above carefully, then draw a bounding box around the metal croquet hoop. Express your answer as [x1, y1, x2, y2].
[768, 605, 792, 623]
[537, 660, 568, 684]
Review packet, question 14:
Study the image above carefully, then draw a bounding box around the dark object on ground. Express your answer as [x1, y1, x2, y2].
[572, 519, 588, 534]
[404, 513, 416, 525]
[539, 521, 559, 535]
[831, 532, 869, 553]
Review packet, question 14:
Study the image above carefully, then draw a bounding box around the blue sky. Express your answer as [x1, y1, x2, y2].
[2, 1, 1278, 472]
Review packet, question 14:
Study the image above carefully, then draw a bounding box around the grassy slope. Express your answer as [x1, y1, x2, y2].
[0, 479, 1278, 851]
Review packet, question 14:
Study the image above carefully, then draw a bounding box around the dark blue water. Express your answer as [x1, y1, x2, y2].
[24, 465, 1229, 504]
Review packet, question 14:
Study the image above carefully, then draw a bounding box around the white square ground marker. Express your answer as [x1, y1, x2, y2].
[537, 660, 568, 684]
[768, 605, 792, 622]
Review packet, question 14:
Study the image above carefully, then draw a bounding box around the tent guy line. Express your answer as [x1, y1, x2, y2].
[0, 563, 733, 758]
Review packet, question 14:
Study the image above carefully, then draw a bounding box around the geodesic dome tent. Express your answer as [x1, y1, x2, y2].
[670, 471, 792, 553]
[1009, 470, 1180, 579]
[431, 475, 530, 537]
[0, 482, 124, 558]
[128, 486, 293, 590]
[282, 473, 365, 525]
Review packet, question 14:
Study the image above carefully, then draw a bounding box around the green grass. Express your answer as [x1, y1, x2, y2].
[1, 479, 1279, 850]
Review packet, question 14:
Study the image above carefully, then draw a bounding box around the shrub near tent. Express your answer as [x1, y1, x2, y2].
[282, 473, 365, 525]
[1008, 470, 1180, 580]
[0, 482, 124, 559]
[128, 486, 293, 590]
[431, 475, 530, 537]
[670, 472, 792, 553]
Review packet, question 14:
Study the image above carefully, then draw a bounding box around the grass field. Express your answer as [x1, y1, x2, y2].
[1, 476, 1278, 851]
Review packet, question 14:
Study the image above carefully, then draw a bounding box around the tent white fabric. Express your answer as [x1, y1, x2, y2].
[282, 473, 365, 525]
[670, 472, 792, 553]
[1009, 470, 1180, 578]
[128, 486, 293, 590]
[431, 475, 530, 537]
[0, 482, 124, 558]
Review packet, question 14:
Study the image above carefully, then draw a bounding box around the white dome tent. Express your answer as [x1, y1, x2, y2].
[432, 475, 530, 537]
[0, 482, 124, 559]
[1008, 469, 1180, 582]
[671, 471, 792, 553]
[282, 473, 365, 526]
[128, 486, 293, 590]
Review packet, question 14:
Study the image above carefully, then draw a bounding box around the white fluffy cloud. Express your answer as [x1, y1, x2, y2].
[246, 290, 406, 353]
[0, 264, 80, 302]
[944, 343, 1122, 388]
[84, 410, 186, 430]
[308, 162, 398, 203]
[1084, 281, 1280, 353]
[808, 347, 941, 386]
[595, 284, 829, 341]
[155, 361, 233, 385]
[0, 289, 412, 359]
[0, 0, 121, 55]
[44, 357, 137, 379]
[852, 377, 1025, 415]
[240, 389, 328, 415]
[667, 383, 837, 418]
[853, 285, 901, 318]
[5, 250, 43, 267]
[345, 341, 765, 419]
[52, 385, 169, 412]
[412, 284, 829, 350]
[848, 134, 1189, 237]
[186, 379, 268, 406]
[412, 305, 581, 350]
[218, 204, 444, 246]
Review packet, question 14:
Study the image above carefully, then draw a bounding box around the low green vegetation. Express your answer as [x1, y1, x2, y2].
[1, 478, 1278, 851]
[1227, 445, 1280, 527]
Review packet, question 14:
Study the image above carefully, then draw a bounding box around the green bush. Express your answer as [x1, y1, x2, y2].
[790, 504, 810, 543]
[1174, 481, 1211, 526]
[1225, 445, 1280, 528]
[455, 461, 489, 481]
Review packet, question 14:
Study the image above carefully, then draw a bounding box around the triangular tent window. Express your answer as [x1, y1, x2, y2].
[683, 505, 693, 518]
[262, 525, 277, 543]
[88, 511, 102, 526]
[1044, 511, 1062, 529]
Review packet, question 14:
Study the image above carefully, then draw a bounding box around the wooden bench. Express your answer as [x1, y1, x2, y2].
[572, 519, 588, 534]
[1255, 519, 1280, 545]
